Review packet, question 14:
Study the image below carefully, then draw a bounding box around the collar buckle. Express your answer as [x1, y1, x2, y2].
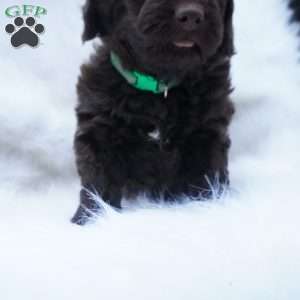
[133, 71, 160, 94]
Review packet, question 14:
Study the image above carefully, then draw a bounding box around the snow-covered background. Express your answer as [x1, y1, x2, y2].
[0, 0, 300, 299]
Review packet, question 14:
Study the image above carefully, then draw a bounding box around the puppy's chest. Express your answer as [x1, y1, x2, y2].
[125, 95, 186, 140]
[126, 94, 192, 147]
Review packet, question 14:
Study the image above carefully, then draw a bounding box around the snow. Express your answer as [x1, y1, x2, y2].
[0, 0, 300, 299]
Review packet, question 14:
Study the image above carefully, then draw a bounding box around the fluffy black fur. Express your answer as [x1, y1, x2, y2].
[290, 0, 300, 24]
[71, 0, 235, 225]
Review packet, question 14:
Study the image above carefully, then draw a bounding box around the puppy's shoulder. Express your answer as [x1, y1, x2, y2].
[78, 47, 111, 89]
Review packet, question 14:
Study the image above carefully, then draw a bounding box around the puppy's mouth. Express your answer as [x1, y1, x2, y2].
[173, 41, 195, 48]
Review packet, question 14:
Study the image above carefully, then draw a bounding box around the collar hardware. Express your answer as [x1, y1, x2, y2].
[132, 71, 162, 94]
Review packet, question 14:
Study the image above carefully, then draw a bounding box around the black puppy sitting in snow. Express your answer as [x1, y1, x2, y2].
[72, 0, 235, 225]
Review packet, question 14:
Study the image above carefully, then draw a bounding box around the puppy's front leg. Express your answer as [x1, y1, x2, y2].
[164, 129, 231, 201]
[169, 96, 234, 199]
[71, 115, 127, 225]
[182, 130, 231, 198]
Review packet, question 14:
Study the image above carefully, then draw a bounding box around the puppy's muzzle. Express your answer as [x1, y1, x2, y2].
[175, 3, 204, 31]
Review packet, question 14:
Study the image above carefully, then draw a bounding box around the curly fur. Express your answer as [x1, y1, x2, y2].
[71, 0, 235, 225]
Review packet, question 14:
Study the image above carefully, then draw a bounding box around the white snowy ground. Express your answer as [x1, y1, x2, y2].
[0, 0, 300, 299]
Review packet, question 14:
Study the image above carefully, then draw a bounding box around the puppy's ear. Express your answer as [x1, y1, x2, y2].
[82, 0, 126, 42]
[82, 0, 102, 41]
[219, 0, 235, 56]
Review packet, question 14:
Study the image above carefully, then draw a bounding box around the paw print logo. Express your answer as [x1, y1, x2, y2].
[5, 17, 45, 48]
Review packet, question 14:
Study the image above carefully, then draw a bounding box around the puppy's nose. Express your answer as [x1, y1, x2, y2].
[175, 4, 204, 31]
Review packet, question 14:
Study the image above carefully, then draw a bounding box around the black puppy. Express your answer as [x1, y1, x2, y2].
[72, 0, 235, 225]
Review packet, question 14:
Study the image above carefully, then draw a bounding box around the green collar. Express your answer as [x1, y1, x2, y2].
[110, 51, 178, 98]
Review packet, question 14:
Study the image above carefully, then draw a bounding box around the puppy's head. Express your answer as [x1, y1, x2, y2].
[82, 0, 234, 69]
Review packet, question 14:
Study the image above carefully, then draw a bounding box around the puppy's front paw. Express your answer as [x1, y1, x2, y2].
[71, 188, 103, 225]
[71, 204, 96, 225]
